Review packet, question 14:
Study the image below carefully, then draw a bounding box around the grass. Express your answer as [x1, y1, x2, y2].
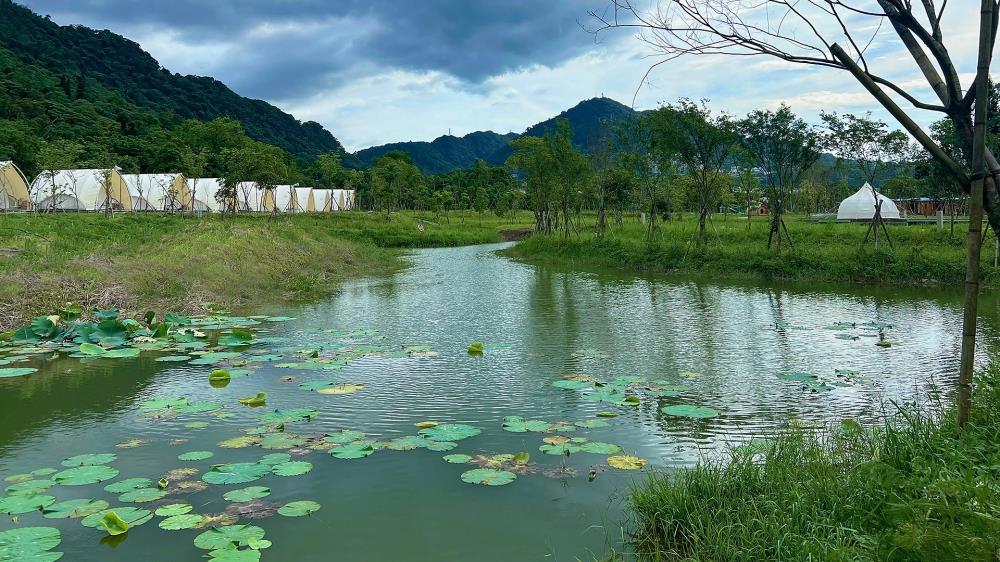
[0, 210, 531, 330]
[506, 213, 1000, 286]
[614, 370, 1000, 561]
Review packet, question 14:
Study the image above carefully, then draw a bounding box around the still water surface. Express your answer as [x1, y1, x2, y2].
[2, 243, 998, 561]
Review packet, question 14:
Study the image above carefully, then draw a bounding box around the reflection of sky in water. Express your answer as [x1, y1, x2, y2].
[0, 242, 995, 561]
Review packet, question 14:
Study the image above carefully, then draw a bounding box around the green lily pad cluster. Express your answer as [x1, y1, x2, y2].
[551, 373, 692, 406]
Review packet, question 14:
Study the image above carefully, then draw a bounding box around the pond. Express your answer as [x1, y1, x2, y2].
[2, 242, 998, 561]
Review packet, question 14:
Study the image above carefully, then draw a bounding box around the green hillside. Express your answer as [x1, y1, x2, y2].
[0, 0, 345, 162]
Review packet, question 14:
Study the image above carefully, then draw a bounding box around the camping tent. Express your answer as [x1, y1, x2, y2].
[186, 178, 229, 212]
[0, 161, 31, 211]
[836, 183, 901, 221]
[236, 182, 267, 212]
[330, 189, 347, 211]
[293, 187, 315, 212]
[30, 168, 132, 211]
[313, 189, 333, 212]
[269, 185, 295, 212]
[123, 173, 190, 211]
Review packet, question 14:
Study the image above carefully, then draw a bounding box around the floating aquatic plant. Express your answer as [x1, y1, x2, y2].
[159, 514, 205, 530]
[460, 468, 516, 486]
[277, 501, 321, 517]
[0, 526, 63, 562]
[418, 424, 481, 442]
[0, 493, 55, 515]
[193, 525, 269, 551]
[607, 455, 647, 470]
[202, 463, 270, 485]
[501, 416, 553, 433]
[178, 451, 214, 461]
[53, 465, 118, 486]
[154, 503, 193, 516]
[661, 404, 720, 419]
[223, 487, 270, 503]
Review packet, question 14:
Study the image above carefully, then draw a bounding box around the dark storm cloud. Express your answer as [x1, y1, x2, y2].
[17, 0, 611, 99]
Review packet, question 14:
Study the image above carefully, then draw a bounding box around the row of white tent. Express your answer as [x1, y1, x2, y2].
[0, 163, 354, 212]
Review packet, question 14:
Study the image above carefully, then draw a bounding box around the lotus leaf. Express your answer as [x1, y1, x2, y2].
[501, 416, 553, 433]
[237, 393, 267, 407]
[258, 453, 291, 466]
[193, 525, 267, 550]
[53, 465, 118, 486]
[419, 423, 481, 442]
[118, 488, 166, 503]
[426, 441, 458, 451]
[31, 468, 56, 477]
[513, 451, 530, 465]
[297, 380, 333, 391]
[139, 397, 188, 410]
[103, 478, 152, 493]
[0, 526, 62, 562]
[260, 408, 317, 424]
[539, 443, 582, 456]
[323, 430, 365, 444]
[271, 461, 312, 477]
[580, 442, 623, 454]
[277, 500, 321, 517]
[259, 433, 306, 450]
[443, 454, 472, 464]
[178, 451, 214, 461]
[317, 383, 364, 395]
[156, 355, 191, 362]
[103, 348, 140, 359]
[385, 436, 433, 451]
[154, 503, 193, 516]
[81, 507, 152, 530]
[190, 352, 241, 365]
[467, 342, 484, 354]
[176, 401, 223, 414]
[5, 479, 54, 495]
[460, 468, 516, 486]
[202, 463, 270, 485]
[219, 436, 259, 449]
[582, 390, 628, 405]
[776, 372, 818, 383]
[42, 499, 108, 519]
[0, 367, 38, 378]
[661, 405, 720, 419]
[414, 421, 438, 429]
[223, 487, 271, 503]
[575, 420, 610, 429]
[61, 453, 116, 467]
[607, 455, 647, 470]
[329, 440, 376, 459]
[158, 514, 204, 530]
[542, 435, 570, 445]
[208, 549, 261, 561]
[3, 473, 32, 484]
[0, 494, 55, 514]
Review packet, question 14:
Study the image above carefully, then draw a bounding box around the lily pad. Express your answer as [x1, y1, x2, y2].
[317, 383, 364, 395]
[53, 465, 118, 486]
[178, 451, 214, 461]
[260, 408, 317, 424]
[501, 416, 553, 433]
[193, 525, 267, 551]
[154, 503, 193, 516]
[460, 468, 516, 486]
[443, 454, 472, 464]
[0, 367, 38, 378]
[607, 455, 647, 470]
[277, 501, 321, 517]
[0, 494, 55, 515]
[418, 423, 481, 442]
[0, 527, 62, 562]
[202, 463, 270, 485]
[575, 419, 610, 429]
[207, 549, 262, 561]
[539, 443, 582, 456]
[385, 436, 433, 451]
[425, 441, 458, 452]
[323, 430, 365, 444]
[159, 514, 205, 530]
[61, 453, 116, 467]
[223, 487, 271, 503]
[329, 440, 376, 459]
[118, 488, 166, 503]
[5, 479, 54, 495]
[81, 507, 152, 530]
[218, 436, 259, 449]
[258, 453, 291, 466]
[155, 355, 192, 362]
[270, 461, 312, 477]
[552, 379, 591, 390]
[579, 442, 623, 455]
[104, 478, 152, 493]
[661, 405, 720, 419]
[42, 499, 108, 519]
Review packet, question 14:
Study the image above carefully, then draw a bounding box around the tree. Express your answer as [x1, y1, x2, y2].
[822, 112, 909, 249]
[737, 106, 821, 254]
[370, 152, 423, 221]
[731, 152, 761, 230]
[473, 186, 489, 222]
[313, 152, 344, 188]
[648, 99, 739, 243]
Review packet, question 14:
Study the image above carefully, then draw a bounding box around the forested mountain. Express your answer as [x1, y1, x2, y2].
[0, 0, 345, 161]
[354, 131, 518, 175]
[354, 97, 638, 174]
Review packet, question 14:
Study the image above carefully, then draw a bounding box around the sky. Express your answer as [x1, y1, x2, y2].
[18, 0, 986, 152]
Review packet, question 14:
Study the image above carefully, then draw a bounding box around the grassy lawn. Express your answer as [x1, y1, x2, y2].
[0, 210, 532, 330]
[506, 213, 1000, 287]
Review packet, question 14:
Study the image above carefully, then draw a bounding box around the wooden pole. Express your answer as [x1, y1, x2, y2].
[957, 0, 994, 427]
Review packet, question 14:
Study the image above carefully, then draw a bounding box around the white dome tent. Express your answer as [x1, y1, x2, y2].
[30, 168, 132, 211]
[836, 183, 900, 221]
[123, 173, 191, 211]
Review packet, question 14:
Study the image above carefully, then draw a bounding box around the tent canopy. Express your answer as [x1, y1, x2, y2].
[123, 173, 190, 211]
[836, 183, 900, 220]
[186, 178, 227, 212]
[293, 187, 314, 212]
[30, 168, 132, 211]
[0, 161, 31, 210]
[270, 185, 295, 212]
[236, 182, 267, 212]
[313, 189, 333, 212]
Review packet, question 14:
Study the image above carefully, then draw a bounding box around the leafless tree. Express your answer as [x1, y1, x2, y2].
[590, 0, 996, 425]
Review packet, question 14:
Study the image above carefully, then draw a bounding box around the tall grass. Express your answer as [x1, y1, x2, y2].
[622, 370, 1000, 561]
[507, 214, 1000, 286]
[0, 210, 532, 329]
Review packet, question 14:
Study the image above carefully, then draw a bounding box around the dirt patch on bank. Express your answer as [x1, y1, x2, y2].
[499, 227, 534, 241]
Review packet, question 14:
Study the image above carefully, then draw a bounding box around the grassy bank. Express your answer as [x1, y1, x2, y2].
[0, 210, 530, 330]
[618, 370, 1000, 561]
[506, 214, 1000, 286]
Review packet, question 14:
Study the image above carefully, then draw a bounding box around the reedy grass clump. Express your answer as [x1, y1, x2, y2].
[508, 214, 1000, 286]
[623, 370, 1000, 561]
